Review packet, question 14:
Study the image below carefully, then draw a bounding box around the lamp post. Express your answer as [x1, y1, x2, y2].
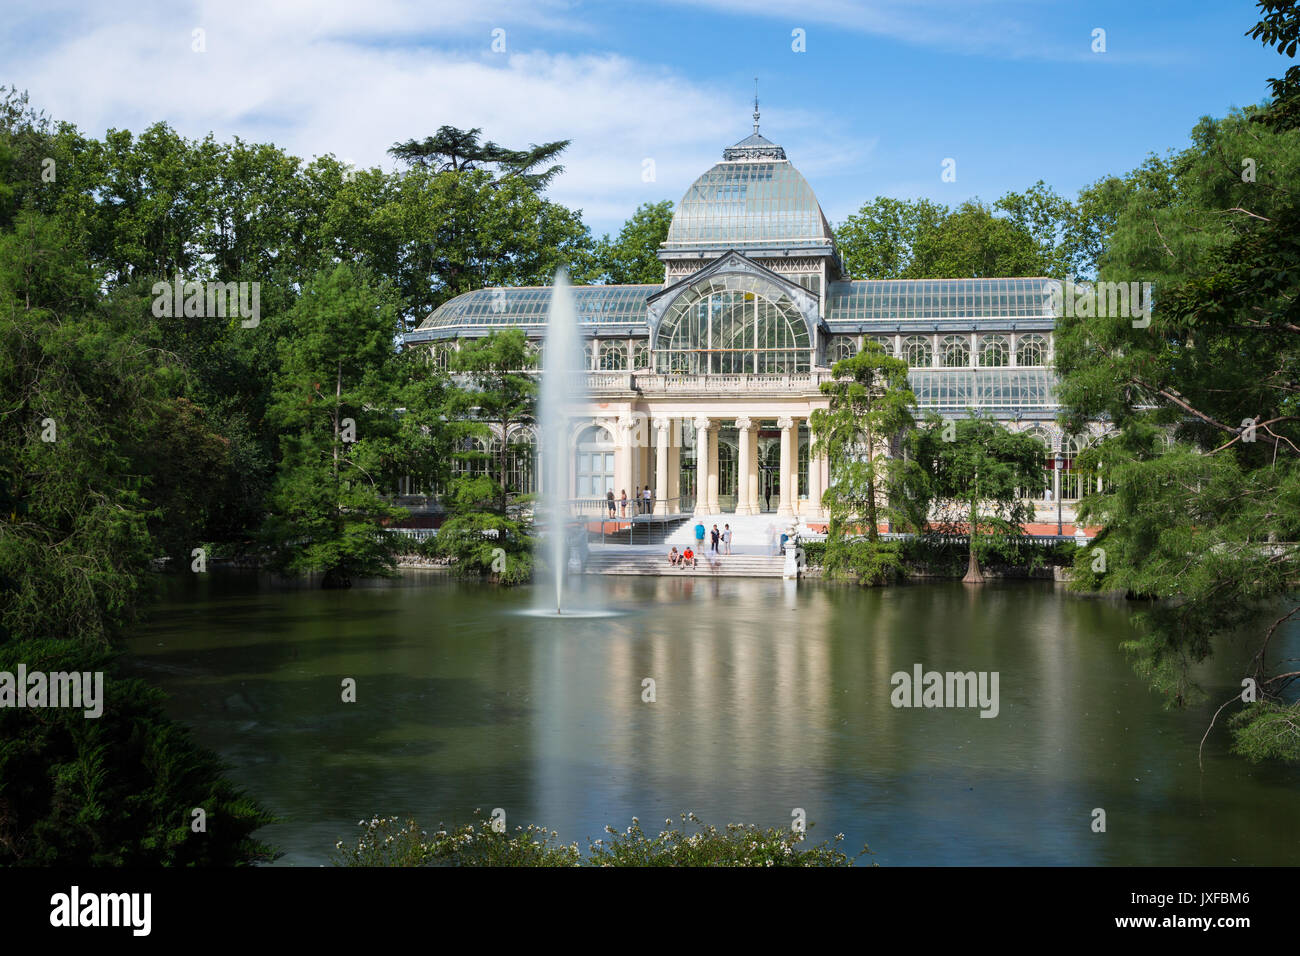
[1054, 451, 1064, 536]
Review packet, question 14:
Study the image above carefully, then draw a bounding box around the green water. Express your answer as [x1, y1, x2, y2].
[126, 572, 1300, 866]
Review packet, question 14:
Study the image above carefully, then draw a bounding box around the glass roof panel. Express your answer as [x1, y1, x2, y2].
[826, 278, 1059, 321]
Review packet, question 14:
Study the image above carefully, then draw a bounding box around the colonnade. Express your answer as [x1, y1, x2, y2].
[620, 414, 827, 520]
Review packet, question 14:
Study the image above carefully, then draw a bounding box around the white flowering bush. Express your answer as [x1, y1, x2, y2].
[333, 811, 870, 867]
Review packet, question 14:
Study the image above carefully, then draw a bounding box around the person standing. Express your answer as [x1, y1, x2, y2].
[694, 520, 705, 550]
[710, 524, 720, 554]
[607, 490, 616, 517]
[620, 489, 628, 517]
[643, 485, 652, 515]
[723, 523, 732, 555]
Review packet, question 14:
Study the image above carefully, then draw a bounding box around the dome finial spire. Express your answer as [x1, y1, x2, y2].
[753, 77, 760, 134]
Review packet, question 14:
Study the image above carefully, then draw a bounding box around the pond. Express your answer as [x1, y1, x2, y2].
[127, 572, 1300, 866]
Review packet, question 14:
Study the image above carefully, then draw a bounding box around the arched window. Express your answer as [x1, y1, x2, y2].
[827, 335, 857, 365]
[1061, 433, 1088, 500]
[902, 335, 932, 368]
[430, 342, 453, 371]
[453, 436, 491, 478]
[582, 341, 595, 370]
[654, 275, 811, 374]
[524, 340, 542, 368]
[1017, 333, 1048, 367]
[978, 334, 1009, 367]
[941, 334, 970, 368]
[632, 341, 651, 369]
[869, 335, 894, 356]
[1021, 427, 1052, 498]
[598, 341, 627, 371]
[505, 431, 536, 495]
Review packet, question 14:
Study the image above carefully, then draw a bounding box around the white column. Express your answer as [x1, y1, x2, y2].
[707, 424, 720, 513]
[807, 421, 823, 520]
[735, 417, 754, 516]
[694, 416, 710, 516]
[654, 417, 670, 516]
[748, 424, 761, 514]
[668, 426, 681, 513]
[617, 415, 635, 512]
[777, 415, 794, 517]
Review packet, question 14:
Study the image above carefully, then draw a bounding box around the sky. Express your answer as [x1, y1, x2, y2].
[2, 0, 1290, 238]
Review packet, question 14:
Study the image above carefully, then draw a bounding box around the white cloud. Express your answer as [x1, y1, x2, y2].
[2, 0, 883, 235]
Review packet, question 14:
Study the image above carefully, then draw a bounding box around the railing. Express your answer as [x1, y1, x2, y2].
[567, 496, 683, 519]
[572, 372, 831, 394]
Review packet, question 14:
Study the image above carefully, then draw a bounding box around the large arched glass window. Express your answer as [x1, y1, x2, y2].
[632, 341, 651, 369]
[654, 274, 811, 374]
[1017, 333, 1048, 367]
[902, 335, 932, 368]
[868, 335, 894, 356]
[941, 334, 970, 368]
[978, 334, 1009, 367]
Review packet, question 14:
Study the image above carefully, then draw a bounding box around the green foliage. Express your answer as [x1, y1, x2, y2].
[812, 344, 916, 547]
[388, 125, 571, 191]
[435, 330, 537, 584]
[835, 186, 1076, 280]
[1054, 5, 1300, 760]
[1229, 700, 1300, 762]
[332, 813, 869, 867]
[0, 638, 275, 866]
[0, 188, 274, 862]
[823, 538, 907, 586]
[263, 264, 408, 588]
[902, 415, 1045, 580]
[592, 200, 674, 284]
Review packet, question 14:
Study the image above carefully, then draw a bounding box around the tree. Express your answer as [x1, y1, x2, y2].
[436, 330, 537, 584]
[337, 165, 593, 328]
[1054, 4, 1300, 761]
[592, 200, 673, 284]
[810, 343, 916, 584]
[263, 264, 408, 588]
[905, 415, 1044, 584]
[911, 200, 1046, 279]
[388, 125, 571, 191]
[0, 203, 272, 864]
[836, 192, 1074, 279]
[835, 197, 945, 278]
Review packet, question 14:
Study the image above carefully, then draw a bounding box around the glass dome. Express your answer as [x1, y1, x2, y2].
[662, 136, 833, 251]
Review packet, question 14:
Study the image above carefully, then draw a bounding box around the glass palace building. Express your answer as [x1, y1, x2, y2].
[403, 123, 1097, 518]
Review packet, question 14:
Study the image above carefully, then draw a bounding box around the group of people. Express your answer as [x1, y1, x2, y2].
[606, 486, 654, 517]
[667, 522, 733, 569]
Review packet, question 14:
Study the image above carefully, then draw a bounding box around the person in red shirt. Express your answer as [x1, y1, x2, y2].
[682, 547, 695, 568]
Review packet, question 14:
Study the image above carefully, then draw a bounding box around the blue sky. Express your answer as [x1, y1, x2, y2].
[2, 0, 1289, 237]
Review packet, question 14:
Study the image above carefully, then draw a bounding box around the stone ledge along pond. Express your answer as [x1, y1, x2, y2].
[126, 571, 1300, 866]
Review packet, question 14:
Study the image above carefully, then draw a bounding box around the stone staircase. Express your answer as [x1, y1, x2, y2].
[583, 549, 786, 577]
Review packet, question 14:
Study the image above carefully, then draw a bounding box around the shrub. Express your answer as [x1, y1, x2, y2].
[332, 812, 871, 867]
[0, 637, 277, 866]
